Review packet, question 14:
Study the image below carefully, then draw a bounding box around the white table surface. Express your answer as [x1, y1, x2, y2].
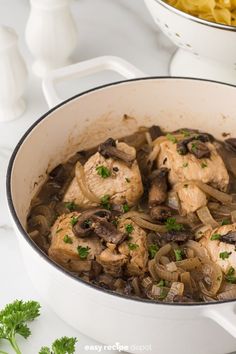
[1, 1, 230, 354]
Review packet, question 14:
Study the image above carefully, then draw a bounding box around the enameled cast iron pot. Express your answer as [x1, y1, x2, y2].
[6, 56, 236, 354]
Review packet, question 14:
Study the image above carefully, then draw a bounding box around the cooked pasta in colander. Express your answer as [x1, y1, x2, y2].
[165, 0, 236, 26]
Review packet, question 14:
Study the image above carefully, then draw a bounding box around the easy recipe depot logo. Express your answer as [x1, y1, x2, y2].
[84, 343, 152, 352]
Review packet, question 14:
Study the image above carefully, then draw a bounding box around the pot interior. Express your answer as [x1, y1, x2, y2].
[9, 78, 236, 230]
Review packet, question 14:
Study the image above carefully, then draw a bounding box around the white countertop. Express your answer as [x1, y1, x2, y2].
[0, 0, 175, 353]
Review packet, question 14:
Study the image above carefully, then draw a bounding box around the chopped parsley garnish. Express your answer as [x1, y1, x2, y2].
[191, 143, 197, 152]
[225, 267, 236, 283]
[201, 162, 208, 169]
[70, 216, 79, 226]
[56, 228, 63, 234]
[96, 165, 111, 178]
[128, 242, 139, 251]
[65, 201, 76, 211]
[125, 177, 130, 183]
[183, 162, 188, 168]
[210, 233, 221, 241]
[100, 194, 111, 210]
[123, 204, 130, 213]
[174, 249, 183, 261]
[125, 224, 134, 234]
[111, 219, 118, 227]
[157, 279, 166, 287]
[181, 130, 191, 137]
[77, 245, 90, 259]
[221, 219, 230, 226]
[165, 217, 184, 232]
[166, 133, 177, 144]
[63, 235, 73, 244]
[219, 251, 232, 260]
[148, 244, 159, 259]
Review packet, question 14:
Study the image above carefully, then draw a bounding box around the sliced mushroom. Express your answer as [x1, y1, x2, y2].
[148, 168, 169, 207]
[73, 209, 111, 237]
[221, 231, 236, 245]
[150, 206, 172, 222]
[176, 134, 211, 157]
[148, 125, 163, 140]
[162, 230, 194, 243]
[187, 140, 211, 159]
[225, 138, 236, 152]
[73, 208, 125, 244]
[98, 138, 135, 165]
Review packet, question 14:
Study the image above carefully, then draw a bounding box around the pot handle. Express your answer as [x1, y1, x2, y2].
[42, 56, 145, 108]
[204, 306, 236, 338]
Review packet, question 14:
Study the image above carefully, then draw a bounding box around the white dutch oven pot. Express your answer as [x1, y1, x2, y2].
[6, 56, 236, 354]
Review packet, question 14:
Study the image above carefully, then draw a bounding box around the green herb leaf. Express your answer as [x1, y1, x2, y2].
[201, 162, 208, 169]
[225, 267, 236, 284]
[77, 246, 90, 259]
[96, 165, 111, 178]
[100, 194, 111, 210]
[70, 216, 79, 226]
[156, 279, 166, 287]
[165, 218, 184, 232]
[219, 251, 232, 260]
[174, 249, 183, 261]
[65, 202, 76, 212]
[63, 235, 73, 244]
[166, 133, 177, 144]
[125, 224, 134, 234]
[191, 143, 197, 152]
[181, 130, 191, 137]
[221, 219, 230, 226]
[128, 243, 139, 251]
[183, 162, 188, 168]
[83, 219, 92, 228]
[0, 300, 40, 354]
[39, 336, 77, 354]
[123, 204, 129, 213]
[210, 233, 221, 241]
[148, 244, 159, 259]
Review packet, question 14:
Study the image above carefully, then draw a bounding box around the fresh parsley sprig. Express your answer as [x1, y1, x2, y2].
[0, 300, 40, 354]
[39, 336, 77, 354]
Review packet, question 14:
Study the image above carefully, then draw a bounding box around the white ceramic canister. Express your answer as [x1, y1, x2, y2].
[25, 0, 78, 77]
[0, 26, 28, 122]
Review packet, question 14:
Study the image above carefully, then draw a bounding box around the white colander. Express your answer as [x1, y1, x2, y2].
[144, 0, 236, 84]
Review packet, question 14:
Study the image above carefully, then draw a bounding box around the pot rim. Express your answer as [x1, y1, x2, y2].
[6, 76, 236, 307]
[153, 0, 236, 32]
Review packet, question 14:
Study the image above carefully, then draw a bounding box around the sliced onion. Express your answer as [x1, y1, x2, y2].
[131, 278, 141, 296]
[142, 276, 153, 289]
[195, 181, 232, 204]
[120, 211, 152, 222]
[145, 132, 153, 148]
[175, 257, 201, 271]
[166, 262, 178, 272]
[180, 272, 193, 294]
[194, 225, 212, 240]
[199, 260, 223, 297]
[155, 244, 172, 263]
[154, 263, 179, 282]
[75, 161, 100, 203]
[185, 240, 209, 259]
[164, 282, 184, 302]
[160, 256, 170, 266]
[231, 210, 236, 223]
[148, 260, 159, 281]
[197, 206, 219, 228]
[217, 288, 236, 300]
[131, 216, 167, 233]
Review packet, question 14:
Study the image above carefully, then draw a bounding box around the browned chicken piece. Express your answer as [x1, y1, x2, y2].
[118, 219, 148, 276]
[96, 248, 127, 277]
[64, 142, 143, 208]
[200, 223, 236, 273]
[173, 183, 207, 215]
[49, 212, 103, 273]
[157, 140, 229, 214]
